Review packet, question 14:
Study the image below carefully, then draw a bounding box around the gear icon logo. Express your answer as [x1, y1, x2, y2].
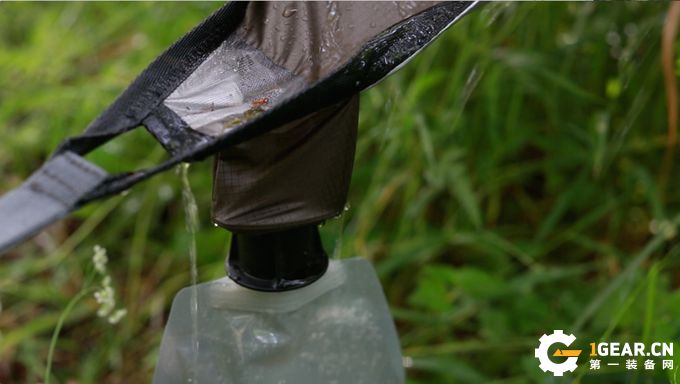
[535, 330, 580, 376]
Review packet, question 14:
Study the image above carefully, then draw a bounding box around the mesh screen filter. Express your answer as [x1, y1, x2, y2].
[164, 36, 306, 137]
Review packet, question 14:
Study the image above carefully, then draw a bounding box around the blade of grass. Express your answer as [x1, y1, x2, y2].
[570, 212, 680, 334]
[641, 261, 659, 345]
[572, 248, 676, 384]
[659, 2, 680, 193]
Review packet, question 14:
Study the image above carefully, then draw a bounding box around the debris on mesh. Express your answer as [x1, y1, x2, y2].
[164, 35, 305, 137]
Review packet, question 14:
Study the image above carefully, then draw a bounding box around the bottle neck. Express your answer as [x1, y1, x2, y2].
[226, 224, 328, 292]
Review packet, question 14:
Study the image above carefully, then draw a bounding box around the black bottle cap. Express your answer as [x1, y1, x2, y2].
[226, 224, 329, 292]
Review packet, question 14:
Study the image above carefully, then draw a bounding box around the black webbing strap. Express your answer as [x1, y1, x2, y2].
[0, 1, 479, 255]
[143, 104, 213, 157]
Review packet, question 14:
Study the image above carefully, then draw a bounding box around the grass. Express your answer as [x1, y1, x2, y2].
[0, 2, 678, 384]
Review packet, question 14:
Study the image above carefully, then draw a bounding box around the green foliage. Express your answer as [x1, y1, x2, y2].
[0, 2, 678, 384]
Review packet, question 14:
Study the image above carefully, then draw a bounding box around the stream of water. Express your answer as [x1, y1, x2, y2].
[177, 163, 200, 383]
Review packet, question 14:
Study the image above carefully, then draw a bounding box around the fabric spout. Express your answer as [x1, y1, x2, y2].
[212, 95, 359, 234]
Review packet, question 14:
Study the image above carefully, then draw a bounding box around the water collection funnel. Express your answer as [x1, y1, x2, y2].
[0, 1, 482, 256]
[0, 2, 483, 383]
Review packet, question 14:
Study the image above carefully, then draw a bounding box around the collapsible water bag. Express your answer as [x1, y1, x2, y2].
[153, 257, 403, 384]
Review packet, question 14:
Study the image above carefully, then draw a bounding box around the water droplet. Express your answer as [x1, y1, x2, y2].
[359, 61, 366, 68]
[344, 202, 351, 211]
[370, 22, 377, 28]
[334, 212, 342, 219]
[253, 329, 279, 344]
[282, 5, 297, 18]
[318, 221, 326, 228]
[264, 18, 269, 24]
[280, 36, 287, 42]
[284, 21, 291, 25]
[213, 223, 218, 227]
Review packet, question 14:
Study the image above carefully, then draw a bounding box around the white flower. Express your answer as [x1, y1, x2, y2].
[94, 286, 115, 317]
[92, 245, 108, 274]
[89, 248, 128, 325]
[107, 308, 128, 324]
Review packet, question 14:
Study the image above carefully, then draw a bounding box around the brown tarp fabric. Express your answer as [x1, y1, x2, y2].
[236, 1, 439, 83]
[213, 2, 441, 234]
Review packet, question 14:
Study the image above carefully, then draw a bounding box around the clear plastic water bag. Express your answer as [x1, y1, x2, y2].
[152, 257, 405, 384]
